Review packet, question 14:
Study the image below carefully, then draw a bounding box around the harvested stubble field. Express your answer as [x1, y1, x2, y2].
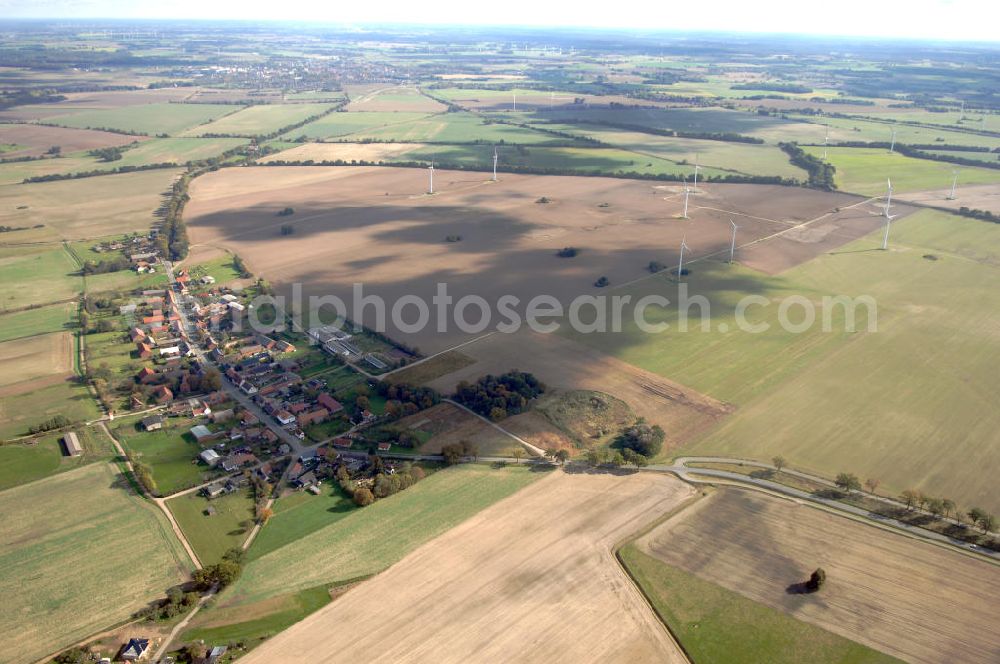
[240, 470, 694, 664]
[182, 103, 335, 137]
[0, 461, 191, 664]
[344, 86, 447, 113]
[395, 401, 521, 456]
[0, 331, 72, 390]
[45, 102, 238, 136]
[0, 123, 145, 158]
[635, 489, 1000, 664]
[0, 168, 182, 244]
[185, 167, 872, 353]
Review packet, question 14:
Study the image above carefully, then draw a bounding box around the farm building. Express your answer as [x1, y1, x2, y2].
[199, 449, 221, 466]
[191, 425, 216, 442]
[141, 416, 163, 432]
[62, 432, 83, 457]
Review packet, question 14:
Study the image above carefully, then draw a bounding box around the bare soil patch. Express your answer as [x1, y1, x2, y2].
[636, 488, 1000, 664]
[399, 402, 519, 456]
[240, 470, 694, 664]
[897, 183, 1000, 216]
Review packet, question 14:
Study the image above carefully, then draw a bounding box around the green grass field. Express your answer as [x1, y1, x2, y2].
[539, 124, 806, 178]
[619, 544, 902, 664]
[0, 245, 79, 311]
[804, 146, 1000, 195]
[567, 208, 1000, 512]
[0, 426, 109, 491]
[168, 488, 256, 565]
[0, 461, 191, 663]
[405, 143, 729, 177]
[793, 115, 1000, 150]
[0, 302, 74, 342]
[248, 483, 357, 560]
[221, 464, 545, 606]
[189, 254, 244, 287]
[184, 103, 335, 137]
[113, 417, 216, 495]
[923, 149, 1000, 166]
[46, 102, 239, 135]
[283, 111, 436, 140]
[0, 380, 100, 439]
[344, 111, 573, 145]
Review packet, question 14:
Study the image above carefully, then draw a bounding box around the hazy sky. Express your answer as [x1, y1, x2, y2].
[4, 0, 999, 42]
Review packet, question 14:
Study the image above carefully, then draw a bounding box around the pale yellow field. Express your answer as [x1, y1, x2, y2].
[241, 470, 694, 664]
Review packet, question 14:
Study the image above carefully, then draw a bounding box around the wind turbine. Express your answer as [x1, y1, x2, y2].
[729, 219, 738, 264]
[492, 146, 498, 182]
[881, 178, 896, 250]
[428, 162, 435, 194]
[947, 170, 959, 200]
[692, 156, 701, 192]
[681, 181, 691, 219]
[822, 127, 829, 160]
[889, 128, 897, 153]
[512, 91, 516, 112]
[677, 236, 689, 278]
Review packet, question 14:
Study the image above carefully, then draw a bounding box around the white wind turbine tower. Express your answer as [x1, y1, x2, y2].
[822, 127, 829, 159]
[492, 147, 498, 181]
[947, 170, 959, 200]
[729, 219, 738, 264]
[889, 128, 897, 153]
[677, 237, 690, 278]
[512, 91, 516, 112]
[692, 156, 701, 192]
[881, 178, 896, 250]
[681, 179, 691, 219]
[428, 162, 435, 194]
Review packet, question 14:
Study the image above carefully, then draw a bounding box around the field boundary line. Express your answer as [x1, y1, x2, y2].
[381, 331, 496, 378]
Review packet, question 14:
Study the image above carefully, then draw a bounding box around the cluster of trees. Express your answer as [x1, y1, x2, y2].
[278, 206, 295, 216]
[957, 207, 999, 223]
[779, 142, 836, 190]
[557, 246, 579, 257]
[231, 253, 252, 278]
[583, 446, 649, 468]
[135, 585, 200, 621]
[193, 547, 244, 590]
[88, 146, 126, 162]
[899, 489, 996, 533]
[441, 440, 478, 465]
[125, 449, 158, 496]
[614, 420, 665, 458]
[0, 224, 31, 233]
[376, 381, 440, 412]
[250, 473, 273, 525]
[81, 255, 130, 275]
[453, 371, 546, 420]
[25, 414, 71, 435]
[805, 567, 826, 592]
[445, 234, 463, 242]
[594, 276, 610, 287]
[731, 82, 813, 94]
[159, 172, 192, 260]
[337, 459, 426, 506]
[280, 224, 294, 236]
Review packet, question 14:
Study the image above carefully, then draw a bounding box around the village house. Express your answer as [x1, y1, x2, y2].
[317, 393, 344, 414]
[119, 637, 149, 661]
[141, 416, 163, 432]
[136, 342, 153, 359]
[199, 449, 221, 466]
[152, 385, 173, 404]
[62, 432, 83, 457]
[298, 407, 329, 428]
[136, 367, 158, 384]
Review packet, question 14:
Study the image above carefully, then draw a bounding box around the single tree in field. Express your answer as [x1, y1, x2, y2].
[864, 478, 880, 495]
[353, 487, 374, 507]
[901, 489, 920, 510]
[554, 449, 570, 465]
[941, 498, 956, 521]
[512, 448, 523, 465]
[544, 448, 557, 462]
[805, 568, 826, 592]
[834, 473, 861, 494]
[772, 456, 786, 473]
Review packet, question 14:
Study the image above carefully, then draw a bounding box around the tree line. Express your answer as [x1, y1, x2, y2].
[779, 142, 837, 190]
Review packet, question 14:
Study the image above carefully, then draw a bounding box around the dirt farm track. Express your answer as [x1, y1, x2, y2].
[239, 471, 694, 664]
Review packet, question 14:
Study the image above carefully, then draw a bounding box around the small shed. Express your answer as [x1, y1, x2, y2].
[199, 448, 221, 466]
[190, 425, 215, 442]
